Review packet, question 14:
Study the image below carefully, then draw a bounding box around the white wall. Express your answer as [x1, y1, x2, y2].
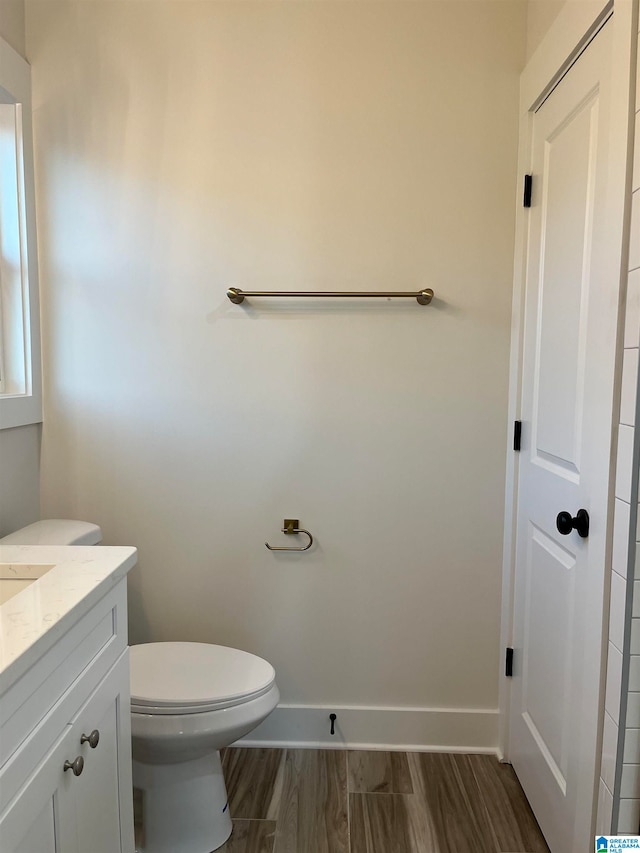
[27, 0, 526, 744]
[0, 0, 40, 539]
[0, 424, 40, 537]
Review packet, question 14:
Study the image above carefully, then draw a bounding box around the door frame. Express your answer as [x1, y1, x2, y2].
[499, 0, 636, 786]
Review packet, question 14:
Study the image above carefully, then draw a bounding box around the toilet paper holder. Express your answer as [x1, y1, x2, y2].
[265, 519, 314, 552]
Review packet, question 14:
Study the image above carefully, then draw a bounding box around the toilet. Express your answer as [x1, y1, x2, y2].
[129, 642, 278, 853]
[0, 520, 280, 853]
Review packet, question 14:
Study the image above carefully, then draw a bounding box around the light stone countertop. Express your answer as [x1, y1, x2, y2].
[0, 545, 137, 694]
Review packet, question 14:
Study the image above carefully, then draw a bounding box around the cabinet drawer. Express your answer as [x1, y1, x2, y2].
[0, 581, 127, 798]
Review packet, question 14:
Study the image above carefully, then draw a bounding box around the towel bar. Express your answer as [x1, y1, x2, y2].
[227, 287, 434, 306]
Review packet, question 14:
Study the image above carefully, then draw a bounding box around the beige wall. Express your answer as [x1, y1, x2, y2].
[526, 0, 567, 61]
[27, 0, 526, 719]
[0, 0, 25, 57]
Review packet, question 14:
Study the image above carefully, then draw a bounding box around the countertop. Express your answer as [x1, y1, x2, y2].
[0, 545, 137, 693]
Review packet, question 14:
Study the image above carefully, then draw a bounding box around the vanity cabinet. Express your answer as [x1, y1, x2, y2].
[0, 579, 135, 853]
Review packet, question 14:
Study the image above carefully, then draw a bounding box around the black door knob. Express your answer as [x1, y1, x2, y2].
[556, 509, 589, 538]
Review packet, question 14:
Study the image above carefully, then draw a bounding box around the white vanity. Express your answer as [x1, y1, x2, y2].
[0, 544, 137, 853]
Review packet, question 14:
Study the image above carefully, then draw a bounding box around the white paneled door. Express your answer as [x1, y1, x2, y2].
[509, 19, 621, 853]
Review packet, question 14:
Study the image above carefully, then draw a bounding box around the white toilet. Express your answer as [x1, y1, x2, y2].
[0, 520, 280, 853]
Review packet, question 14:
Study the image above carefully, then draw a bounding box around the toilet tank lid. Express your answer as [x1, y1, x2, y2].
[0, 520, 103, 546]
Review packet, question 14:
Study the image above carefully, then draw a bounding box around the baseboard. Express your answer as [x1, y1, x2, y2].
[235, 704, 499, 754]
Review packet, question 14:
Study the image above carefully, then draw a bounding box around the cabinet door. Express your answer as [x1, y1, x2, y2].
[70, 652, 134, 853]
[0, 725, 79, 853]
[13, 802, 58, 853]
[0, 653, 134, 853]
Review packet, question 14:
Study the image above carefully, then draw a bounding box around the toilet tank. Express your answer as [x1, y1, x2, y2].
[0, 520, 103, 546]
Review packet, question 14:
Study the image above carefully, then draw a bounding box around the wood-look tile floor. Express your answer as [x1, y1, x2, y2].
[218, 748, 550, 853]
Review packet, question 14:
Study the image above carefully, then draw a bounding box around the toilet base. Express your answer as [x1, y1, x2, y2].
[133, 750, 232, 853]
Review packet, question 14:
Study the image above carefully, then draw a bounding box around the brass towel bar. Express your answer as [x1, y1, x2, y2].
[227, 287, 434, 306]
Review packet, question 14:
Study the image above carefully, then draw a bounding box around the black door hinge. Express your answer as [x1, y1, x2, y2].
[505, 647, 514, 678]
[513, 420, 522, 452]
[523, 174, 532, 208]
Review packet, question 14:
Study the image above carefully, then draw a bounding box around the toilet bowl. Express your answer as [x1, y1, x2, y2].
[0, 520, 280, 853]
[130, 642, 279, 853]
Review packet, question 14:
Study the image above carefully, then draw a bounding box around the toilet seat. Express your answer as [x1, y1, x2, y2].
[130, 642, 276, 715]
